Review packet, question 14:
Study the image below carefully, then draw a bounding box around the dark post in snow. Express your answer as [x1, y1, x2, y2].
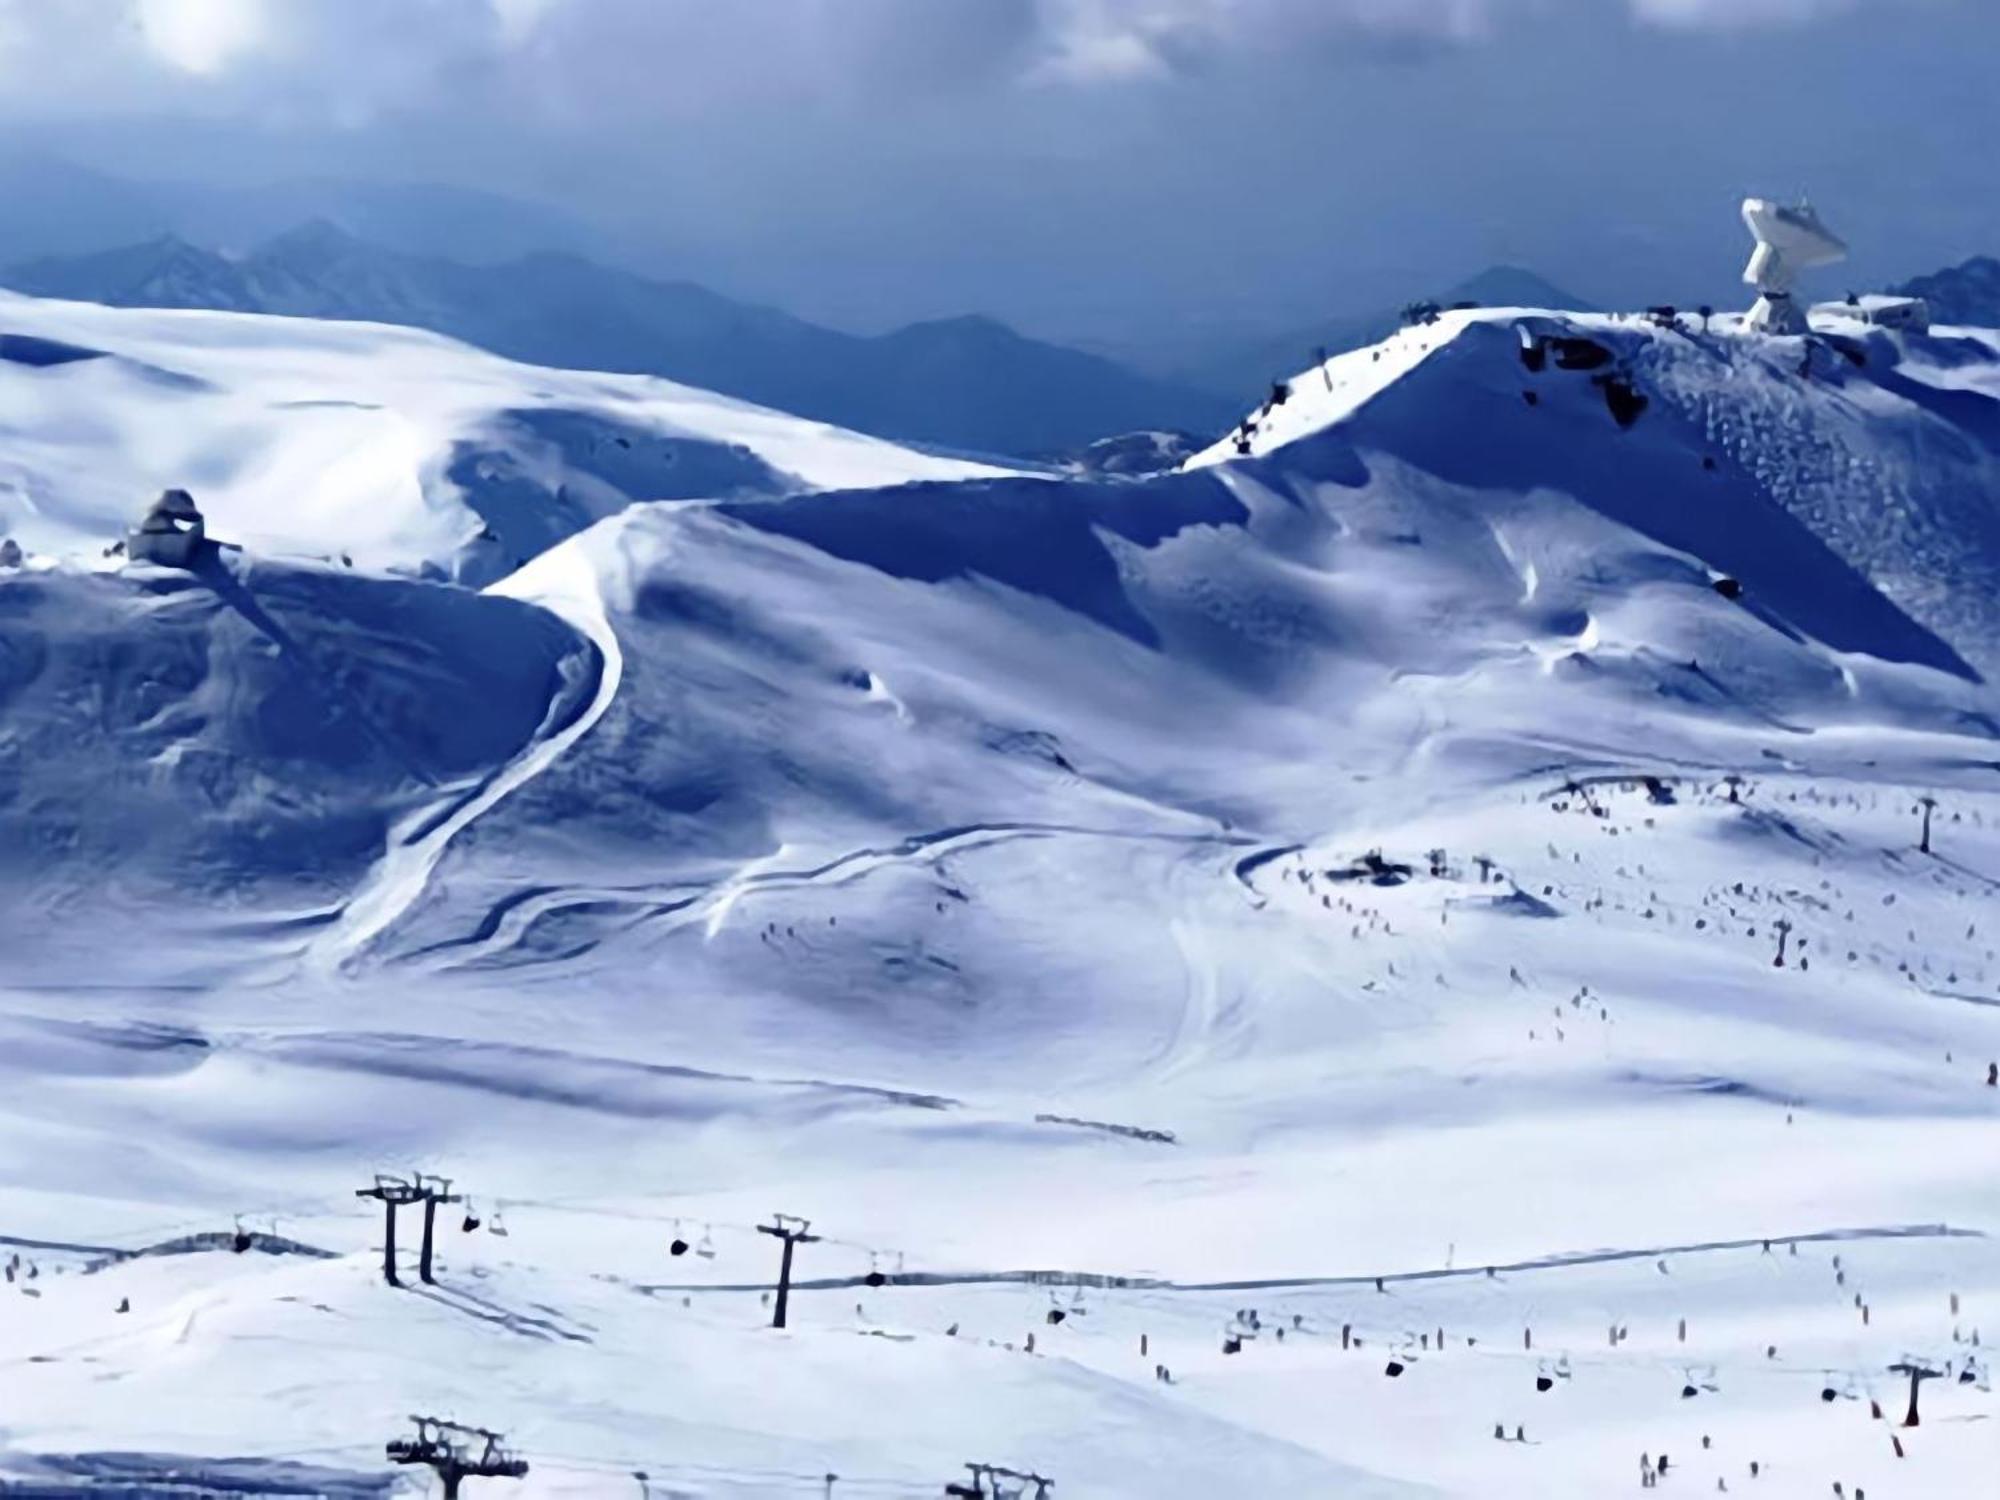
[386, 1416, 527, 1500]
[356, 1174, 427, 1287]
[415, 1174, 463, 1286]
[1888, 1360, 1942, 1427]
[758, 1213, 821, 1330]
[1772, 917, 1794, 968]
[1916, 795, 1938, 855]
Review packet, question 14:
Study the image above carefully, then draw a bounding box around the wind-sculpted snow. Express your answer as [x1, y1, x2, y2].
[721, 469, 1251, 646]
[0, 289, 1009, 584]
[0, 552, 597, 982]
[2, 299, 1999, 1497]
[1195, 307, 2000, 679]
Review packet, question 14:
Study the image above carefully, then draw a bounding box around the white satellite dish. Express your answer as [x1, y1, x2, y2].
[1741, 198, 1847, 335]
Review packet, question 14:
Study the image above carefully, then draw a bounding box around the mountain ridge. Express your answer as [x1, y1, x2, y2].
[1175, 264, 1594, 397]
[5, 222, 1235, 458]
[1895, 253, 2000, 326]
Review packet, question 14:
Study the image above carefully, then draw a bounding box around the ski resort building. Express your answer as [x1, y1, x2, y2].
[1815, 293, 1932, 334]
[127, 489, 207, 568]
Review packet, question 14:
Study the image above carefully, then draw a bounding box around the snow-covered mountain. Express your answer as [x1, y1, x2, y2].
[1, 292, 1997, 1497]
[0, 287, 1003, 586]
[5, 224, 1238, 458]
[1181, 265, 1593, 402]
[1895, 254, 2000, 328]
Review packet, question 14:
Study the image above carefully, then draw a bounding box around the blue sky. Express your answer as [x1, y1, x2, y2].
[1, 0, 1993, 354]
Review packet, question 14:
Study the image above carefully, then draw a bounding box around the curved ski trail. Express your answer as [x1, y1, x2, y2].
[305, 547, 624, 975]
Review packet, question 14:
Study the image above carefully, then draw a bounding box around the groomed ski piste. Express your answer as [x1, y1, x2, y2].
[0, 290, 1997, 1497]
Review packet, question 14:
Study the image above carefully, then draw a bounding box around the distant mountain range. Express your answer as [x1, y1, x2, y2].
[1894, 255, 2000, 327]
[4, 222, 1238, 459]
[0, 152, 614, 269]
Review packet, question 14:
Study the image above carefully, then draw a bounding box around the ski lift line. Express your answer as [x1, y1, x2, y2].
[631, 1219, 1978, 1299]
[1, 1199, 337, 1261]
[528, 1450, 937, 1492]
[520, 1205, 907, 1260]
[480, 1200, 917, 1266]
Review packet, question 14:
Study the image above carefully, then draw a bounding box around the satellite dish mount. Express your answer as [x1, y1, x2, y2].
[1741, 198, 1847, 336]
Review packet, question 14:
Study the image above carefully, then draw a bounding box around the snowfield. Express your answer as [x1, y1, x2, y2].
[0, 290, 1008, 586]
[0, 295, 1996, 1498]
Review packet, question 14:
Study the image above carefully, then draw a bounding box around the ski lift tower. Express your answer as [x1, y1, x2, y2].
[387, 1416, 528, 1500]
[1741, 198, 1847, 335]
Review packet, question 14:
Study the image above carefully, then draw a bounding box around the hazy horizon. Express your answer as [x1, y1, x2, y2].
[1, 0, 1996, 362]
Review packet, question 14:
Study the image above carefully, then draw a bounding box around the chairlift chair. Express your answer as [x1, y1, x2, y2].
[489, 1205, 510, 1237]
[695, 1224, 716, 1260]
[461, 1200, 481, 1233]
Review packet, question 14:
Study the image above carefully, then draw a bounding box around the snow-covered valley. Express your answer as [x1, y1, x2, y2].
[1, 293, 1996, 1498]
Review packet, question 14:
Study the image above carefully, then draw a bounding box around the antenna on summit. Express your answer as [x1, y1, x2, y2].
[1741, 197, 1846, 335]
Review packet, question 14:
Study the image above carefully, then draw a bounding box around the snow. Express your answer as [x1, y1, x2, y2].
[0, 290, 1009, 585]
[1, 292, 1997, 1497]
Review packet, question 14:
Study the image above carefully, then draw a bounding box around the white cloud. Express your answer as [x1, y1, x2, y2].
[1032, 0, 1500, 82]
[136, 0, 269, 75]
[1028, 0, 1881, 84]
[1631, 0, 1859, 27]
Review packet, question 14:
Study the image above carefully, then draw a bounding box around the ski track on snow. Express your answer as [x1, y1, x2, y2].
[403, 821, 1258, 973]
[303, 553, 626, 976]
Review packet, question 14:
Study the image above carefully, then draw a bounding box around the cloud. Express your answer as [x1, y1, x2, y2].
[1027, 0, 1887, 82]
[1030, 0, 1503, 81]
[135, 0, 269, 75]
[0, 0, 1899, 128]
[1630, 0, 1860, 27]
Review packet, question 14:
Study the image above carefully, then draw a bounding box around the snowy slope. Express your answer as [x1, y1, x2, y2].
[1194, 306, 2000, 679]
[2, 300, 1998, 1497]
[0, 290, 1008, 587]
[0, 552, 602, 985]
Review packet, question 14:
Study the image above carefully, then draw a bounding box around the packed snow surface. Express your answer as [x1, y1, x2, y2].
[2, 295, 1998, 1497]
